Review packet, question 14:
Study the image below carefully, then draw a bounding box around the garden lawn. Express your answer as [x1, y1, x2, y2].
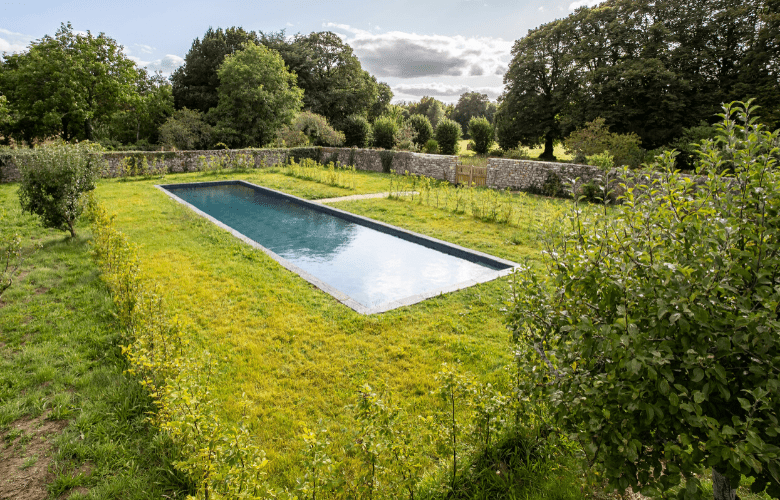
[93, 167, 566, 489]
[0, 187, 190, 499]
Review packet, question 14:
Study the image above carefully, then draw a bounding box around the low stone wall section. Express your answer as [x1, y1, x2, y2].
[1, 146, 622, 197]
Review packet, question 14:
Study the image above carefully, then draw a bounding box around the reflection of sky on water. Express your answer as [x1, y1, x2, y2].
[167, 184, 501, 308]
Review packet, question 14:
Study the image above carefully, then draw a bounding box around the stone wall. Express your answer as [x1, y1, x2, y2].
[1, 146, 613, 197]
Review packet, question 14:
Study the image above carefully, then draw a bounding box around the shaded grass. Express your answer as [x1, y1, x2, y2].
[0, 193, 190, 498]
[93, 167, 566, 489]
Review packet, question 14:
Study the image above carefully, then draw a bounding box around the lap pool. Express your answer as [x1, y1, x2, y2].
[157, 180, 518, 314]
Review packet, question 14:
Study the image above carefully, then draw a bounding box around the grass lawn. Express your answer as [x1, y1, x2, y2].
[92, 167, 572, 491]
[0, 192, 190, 498]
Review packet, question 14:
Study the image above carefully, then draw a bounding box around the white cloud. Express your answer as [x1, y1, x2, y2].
[286, 22, 294, 27]
[0, 28, 33, 55]
[134, 43, 155, 54]
[538, 6, 544, 11]
[392, 83, 504, 100]
[569, 0, 602, 10]
[322, 22, 512, 79]
[128, 54, 184, 74]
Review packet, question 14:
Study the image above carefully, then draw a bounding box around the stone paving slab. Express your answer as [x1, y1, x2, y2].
[312, 191, 418, 204]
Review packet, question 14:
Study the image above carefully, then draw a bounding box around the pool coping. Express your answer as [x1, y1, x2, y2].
[155, 180, 519, 315]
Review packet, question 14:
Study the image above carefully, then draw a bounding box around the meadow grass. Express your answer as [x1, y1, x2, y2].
[91, 167, 566, 489]
[457, 139, 573, 161]
[0, 193, 191, 498]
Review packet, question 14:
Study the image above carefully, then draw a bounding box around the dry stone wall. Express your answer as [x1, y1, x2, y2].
[1, 146, 615, 198]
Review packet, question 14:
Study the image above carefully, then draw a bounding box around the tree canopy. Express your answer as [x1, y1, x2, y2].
[208, 43, 303, 148]
[497, 0, 780, 154]
[170, 26, 259, 114]
[452, 92, 497, 138]
[0, 22, 141, 144]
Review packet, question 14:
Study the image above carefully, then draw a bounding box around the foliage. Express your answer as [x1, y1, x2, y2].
[278, 157, 356, 189]
[342, 115, 372, 148]
[407, 114, 434, 147]
[395, 121, 419, 151]
[258, 30, 387, 127]
[564, 118, 644, 168]
[0, 22, 141, 144]
[468, 117, 495, 155]
[88, 199, 273, 499]
[452, 92, 496, 138]
[209, 43, 303, 148]
[373, 116, 399, 150]
[495, 17, 578, 160]
[14, 141, 104, 237]
[379, 150, 396, 173]
[117, 155, 167, 180]
[100, 69, 174, 147]
[435, 118, 463, 156]
[423, 139, 440, 154]
[0, 210, 37, 298]
[507, 102, 780, 499]
[666, 122, 721, 171]
[274, 111, 346, 148]
[406, 97, 446, 129]
[586, 151, 614, 170]
[159, 107, 213, 150]
[170, 26, 260, 114]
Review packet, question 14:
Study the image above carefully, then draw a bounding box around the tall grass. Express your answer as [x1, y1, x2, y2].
[273, 157, 357, 189]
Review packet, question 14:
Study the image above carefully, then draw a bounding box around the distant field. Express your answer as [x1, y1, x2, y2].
[457, 139, 573, 161]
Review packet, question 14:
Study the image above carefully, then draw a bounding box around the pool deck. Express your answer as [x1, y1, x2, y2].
[312, 191, 418, 204]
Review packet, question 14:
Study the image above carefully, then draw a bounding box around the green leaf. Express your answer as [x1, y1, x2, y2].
[659, 379, 670, 396]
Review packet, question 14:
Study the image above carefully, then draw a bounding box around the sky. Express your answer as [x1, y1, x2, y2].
[0, 0, 601, 104]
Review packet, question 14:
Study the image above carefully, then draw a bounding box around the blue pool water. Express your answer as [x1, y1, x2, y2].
[163, 182, 508, 309]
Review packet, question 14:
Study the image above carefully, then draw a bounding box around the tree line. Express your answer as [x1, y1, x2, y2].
[496, 0, 780, 160]
[0, 23, 498, 153]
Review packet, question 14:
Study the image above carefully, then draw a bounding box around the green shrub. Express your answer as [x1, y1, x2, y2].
[379, 150, 395, 173]
[342, 115, 372, 148]
[564, 118, 644, 168]
[666, 121, 720, 171]
[14, 141, 104, 237]
[503, 147, 531, 160]
[508, 101, 780, 499]
[586, 151, 614, 170]
[423, 139, 440, 154]
[290, 111, 345, 147]
[159, 108, 213, 150]
[372, 116, 399, 150]
[395, 121, 419, 151]
[435, 118, 462, 155]
[407, 114, 434, 146]
[468, 116, 495, 155]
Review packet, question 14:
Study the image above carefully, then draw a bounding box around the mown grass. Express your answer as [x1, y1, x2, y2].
[91, 167, 570, 490]
[457, 139, 573, 161]
[0, 194, 191, 498]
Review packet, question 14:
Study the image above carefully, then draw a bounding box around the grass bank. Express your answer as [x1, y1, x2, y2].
[0, 191, 190, 498]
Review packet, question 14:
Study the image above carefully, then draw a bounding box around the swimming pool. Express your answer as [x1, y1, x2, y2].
[157, 180, 517, 314]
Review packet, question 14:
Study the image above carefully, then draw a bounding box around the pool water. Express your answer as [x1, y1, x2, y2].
[162, 182, 510, 310]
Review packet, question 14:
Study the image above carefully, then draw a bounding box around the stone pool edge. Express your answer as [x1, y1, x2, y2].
[155, 180, 519, 315]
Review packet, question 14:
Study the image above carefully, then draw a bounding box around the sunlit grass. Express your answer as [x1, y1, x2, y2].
[457, 139, 573, 161]
[93, 167, 566, 488]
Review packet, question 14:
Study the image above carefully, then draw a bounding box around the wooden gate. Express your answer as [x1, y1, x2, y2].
[456, 165, 487, 187]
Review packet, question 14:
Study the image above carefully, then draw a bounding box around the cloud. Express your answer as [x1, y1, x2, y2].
[133, 43, 155, 54]
[392, 83, 504, 100]
[0, 28, 33, 55]
[128, 54, 184, 74]
[569, 0, 602, 10]
[322, 22, 512, 78]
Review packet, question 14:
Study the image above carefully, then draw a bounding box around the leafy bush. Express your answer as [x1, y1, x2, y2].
[666, 121, 720, 171]
[395, 121, 419, 151]
[435, 118, 462, 155]
[468, 116, 495, 155]
[14, 141, 104, 237]
[586, 151, 614, 170]
[407, 114, 434, 146]
[159, 107, 213, 150]
[272, 127, 309, 148]
[290, 111, 345, 147]
[564, 118, 644, 168]
[379, 150, 395, 173]
[503, 147, 531, 160]
[342, 115, 372, 148]
[372, 116, 399, 150]
[423, 139, 440, 154]
[508, 101, 780, 499]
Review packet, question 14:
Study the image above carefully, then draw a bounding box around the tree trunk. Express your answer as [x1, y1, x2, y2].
[539, 133, 556, 161]
[713, 467, 737, 500]
[84, 118, 93, 141]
